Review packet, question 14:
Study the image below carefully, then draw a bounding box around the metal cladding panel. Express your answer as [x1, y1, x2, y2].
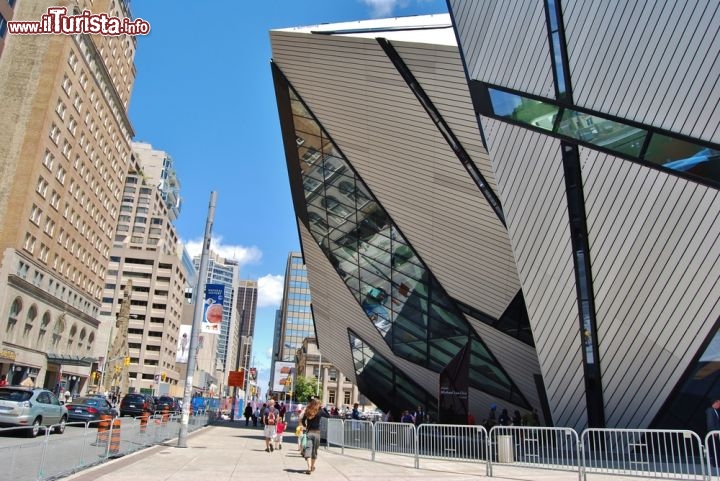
[470, 318, 542, 410]
[392, 42, 499, 193]
[449, 0, 555, 98]
[482, 117, 587, 430]
[298, 222, 440, 398]
[565, 0, 720, 143]
[271, 31, 520, 319]
[582, 147, 720, 428]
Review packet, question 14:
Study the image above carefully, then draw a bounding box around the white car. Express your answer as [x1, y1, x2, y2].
[0, 387, 68, 437]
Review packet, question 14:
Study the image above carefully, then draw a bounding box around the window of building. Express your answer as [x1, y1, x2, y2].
[328, 390, 336, 405]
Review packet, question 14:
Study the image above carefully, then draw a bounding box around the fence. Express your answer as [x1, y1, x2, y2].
[0, 412, 209, 481]
[319, 419, 720, 480]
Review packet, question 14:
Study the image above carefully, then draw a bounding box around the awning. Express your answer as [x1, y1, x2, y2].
[46, 354, 96, 367]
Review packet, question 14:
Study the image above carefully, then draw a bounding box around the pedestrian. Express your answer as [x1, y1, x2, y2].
[243, 404, 253, 426]
[413, 405, 426, 427]
[252, 406, 260, 427]
[0, 374, 7, 387]
[512, 410, 522, 426]
[498, 408, 510, 426]
[273, 417, 286, 450]
[263, 400, 279, 452]
[707, 398, 720, 467]
[300, 398, 329, 474]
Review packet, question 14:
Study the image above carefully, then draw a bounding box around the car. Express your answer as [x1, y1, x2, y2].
[119, 393, 156, 417]
[65, 396, 118, 423]
[155, 395, 180, 414]
[0, 387, 68, 437]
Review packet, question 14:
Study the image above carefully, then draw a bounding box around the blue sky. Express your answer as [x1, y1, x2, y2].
[128, 0, 448, 392]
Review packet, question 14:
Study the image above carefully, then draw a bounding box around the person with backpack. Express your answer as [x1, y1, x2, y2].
[263, 399, 280, 452]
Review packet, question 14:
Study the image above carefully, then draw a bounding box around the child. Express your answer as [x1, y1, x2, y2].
[295, 423, 304, 451]
[274, 418, 286, 450]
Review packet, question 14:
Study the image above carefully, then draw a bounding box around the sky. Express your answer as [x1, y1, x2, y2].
[128, 0, 449, 393]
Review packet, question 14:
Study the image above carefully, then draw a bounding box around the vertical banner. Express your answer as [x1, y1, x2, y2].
[176, 325, 192, 363]
[439, 342, 470, 424]
[201, 283, 224, 334]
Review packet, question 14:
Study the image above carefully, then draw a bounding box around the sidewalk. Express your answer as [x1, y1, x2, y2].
[62, 422, 599, 481]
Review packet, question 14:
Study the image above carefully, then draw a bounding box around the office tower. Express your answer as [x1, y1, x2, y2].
[270, 4, 720, 433]
[131, 141, 181, 222]
[0, 0, 136, 393]
[193, 252, 239, 388]
[101, 155, 188, 395]
[235, 280, 258, 382]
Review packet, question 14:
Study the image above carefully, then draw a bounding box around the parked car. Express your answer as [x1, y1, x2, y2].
[65, 396, 118, 423]
[0, 387, 68, 437]
[155, 395, 180, 414]
[119, 393, 156, 417]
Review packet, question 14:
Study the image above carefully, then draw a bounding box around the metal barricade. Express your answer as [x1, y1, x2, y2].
[582, 428, 705, 480]
[489, 426, 580, 479]
[416, 424, 488, 470]
[343, 419, 374, 459]
[374, 421, 417, 464]
[325, 417, 344, 451]
[706, 431, 720, 480]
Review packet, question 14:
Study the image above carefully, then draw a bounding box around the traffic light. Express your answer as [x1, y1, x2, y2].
[124, 357, 130, 366]
[161, 372, 166, 382]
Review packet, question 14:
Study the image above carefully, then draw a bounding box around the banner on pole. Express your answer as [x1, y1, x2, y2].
[201, 284, 224, 334]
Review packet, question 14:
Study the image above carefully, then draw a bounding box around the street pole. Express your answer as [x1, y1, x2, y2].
[230, 308, 246, 421]
[316, 351, 321, 398]
[178, 191, 216, 448]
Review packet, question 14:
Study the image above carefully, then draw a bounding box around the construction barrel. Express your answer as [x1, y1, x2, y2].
[95, 414, 111, 445]
[109, 418, 121, 455]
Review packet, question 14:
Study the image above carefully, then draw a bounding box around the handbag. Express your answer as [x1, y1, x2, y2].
[300, 433, 308, 448]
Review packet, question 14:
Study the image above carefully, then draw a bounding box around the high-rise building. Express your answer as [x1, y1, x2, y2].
[235, 280, 258, 386]
[131, 142, 181, 222]
[270, 4, 720, 434]
[193, 252, 239, 388]
[100, 155, 188, 395]
[0, 0, 136, 393]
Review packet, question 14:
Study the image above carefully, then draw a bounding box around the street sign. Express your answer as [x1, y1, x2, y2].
[228, 370, 244, 387]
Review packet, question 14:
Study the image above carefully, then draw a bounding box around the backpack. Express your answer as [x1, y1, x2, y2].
[267, 409, 276, 425]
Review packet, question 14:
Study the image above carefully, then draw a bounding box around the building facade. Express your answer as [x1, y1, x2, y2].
[193, 251, 240, 391]
[100, 157, 187, 395]
[270, 4, 720, 434]
[235, 280, 258, 395]
[131, 141, 181, 222]
[0, 0, 136, 394]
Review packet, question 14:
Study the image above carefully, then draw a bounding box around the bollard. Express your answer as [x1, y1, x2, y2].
[140, 410, 149, 433]
[109, 418, 121, 456]
[95, 414, 111, 445]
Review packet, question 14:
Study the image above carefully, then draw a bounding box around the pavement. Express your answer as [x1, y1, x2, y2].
[63, 422, 642, 481]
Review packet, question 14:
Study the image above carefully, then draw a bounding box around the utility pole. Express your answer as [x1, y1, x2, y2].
[104, 280, 132, 395]
[178, 191, 216, 448]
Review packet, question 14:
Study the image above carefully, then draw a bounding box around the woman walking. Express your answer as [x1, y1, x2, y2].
[300, 398, 328, 474]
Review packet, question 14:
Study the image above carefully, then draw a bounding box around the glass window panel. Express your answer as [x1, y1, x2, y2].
[556, 109, 647, 157]
[645, 134, 720, 181]
[551, 31, 566, 96]
[299, 145, 323, 167]
[393, 310, 427, 341]
[294, 116, 321, 139]
[322, 155, 346, 179]
[429, 302, 468, 334]
[290, 97, 312, 119]
[393, 339, 427, 365]
[489, 88, 558, 131]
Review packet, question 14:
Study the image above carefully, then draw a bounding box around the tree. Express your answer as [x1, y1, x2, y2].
[292, 375, 322, 403]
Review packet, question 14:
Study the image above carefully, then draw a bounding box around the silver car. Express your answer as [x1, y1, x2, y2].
[0, 387, 68, 437]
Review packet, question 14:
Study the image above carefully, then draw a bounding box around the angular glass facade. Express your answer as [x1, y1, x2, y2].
[349, 330, 437, 416]
[285, 82, 529, 408]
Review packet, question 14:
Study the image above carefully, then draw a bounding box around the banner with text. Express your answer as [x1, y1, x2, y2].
[272, 362, 295, 392]
[201, 284, 224, 334]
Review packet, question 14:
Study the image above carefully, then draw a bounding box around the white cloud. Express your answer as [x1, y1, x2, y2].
[182, 235, 262, 267]
[257, 274, 284, 308]
[359, 0, 410, 17]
